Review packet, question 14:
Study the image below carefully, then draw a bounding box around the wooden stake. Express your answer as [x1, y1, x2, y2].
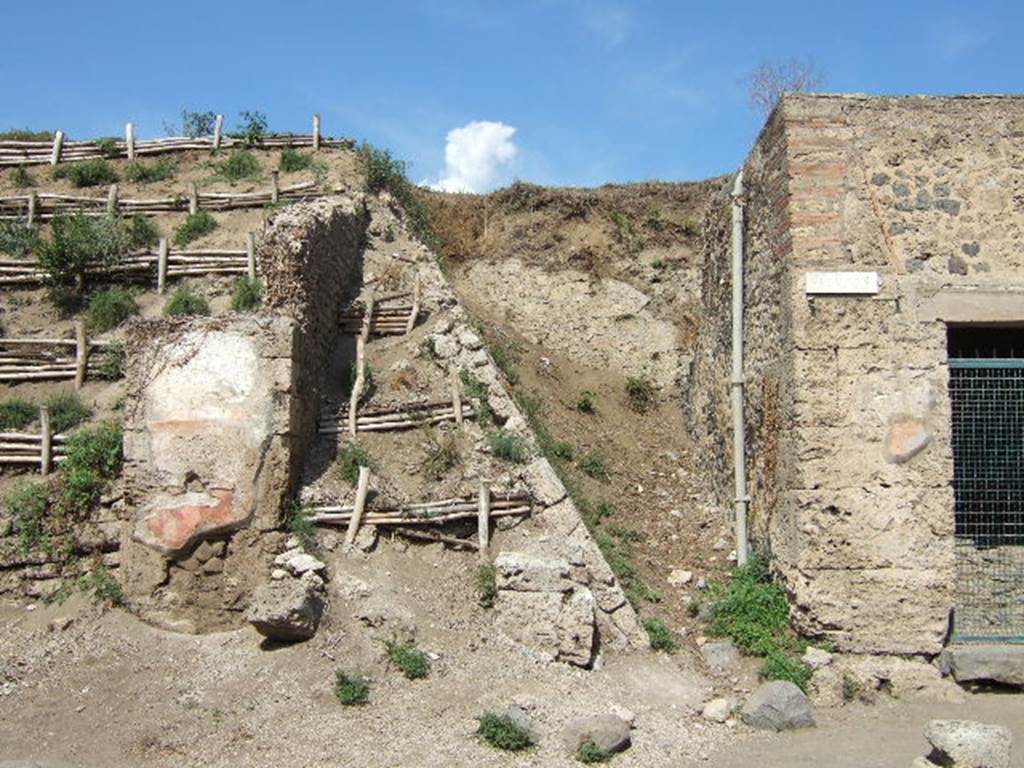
[361, 291, 375, 345]
[451, 369, 464, 427]
[74, 320, 88, 389]
[477, 481, 491, 555]
[405, 274, 420, 334]
[26, 191, 36, 227]
[106, 183, 119, 216]
[213, 115, 224, 150]
[189, 183, 198, 215]
[39, 405, 51, 476]
[50, 131, 64, 166]
[345, 465, 371, 546]
[270, 171, 280, 203]
[245, 232, 256, 279]
[348, 335, 365, 437]
[313, 114, 321, 151]
[125, 122, 135, 161]
[157, 238, 168, 294]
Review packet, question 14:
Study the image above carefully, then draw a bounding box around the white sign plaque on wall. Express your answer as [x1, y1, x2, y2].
[804, 271, 880, 296]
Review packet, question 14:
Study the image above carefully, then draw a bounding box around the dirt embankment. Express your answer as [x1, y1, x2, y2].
[424, 179, 738, 632]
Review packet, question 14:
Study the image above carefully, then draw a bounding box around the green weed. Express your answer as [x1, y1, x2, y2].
[707, 556, 793, 656]
[11, 165, 36, 188]
[385, 639, 430, 680]
[172, 210, 218, 246]
[575, 390, 596, 414]
[336, 444, 370, 486]
[841, 673, 861, 703]
[37, 214, 123, 290]
[45, 392, 91, 433]
[180, 110, 216, 138]
[487, 431, 528, 464]
[334, 670, 370, 706]
[642, 617, 678, 653]
[86, 287, 138, 332]
[53, 159, 119, 188]
[356, 143, 435, 247]
[625, 375, 656, 414]
[279, 148, 313, 172]
[5, 482, 50, 553]
[476, 563, 497, 608]
[0, 129, 53, 141]
[286, 501, 319, 553]
[164, 286, 210, 316]
[78, 563, 124, 606]
[234, 110, 267, 146]
[762, 651, 812, 694]
[230, 276, 262, 312]
[0, 398, 36, 430]
[578, 450, 609, 481]
[125, 158, 175, 184]
[476, 712, 532, 751]
[95, 341, 126, 380]
[212, 149, 262, 181]
[0, 222, 40, 257]
[125, 215, 160, 249]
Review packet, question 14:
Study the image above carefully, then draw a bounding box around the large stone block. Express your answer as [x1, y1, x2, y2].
[940, 645, 1024, 688]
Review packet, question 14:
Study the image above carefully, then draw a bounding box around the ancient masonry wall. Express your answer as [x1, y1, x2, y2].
[692, 94, 1024, 655]
[117, 198, 367, 629]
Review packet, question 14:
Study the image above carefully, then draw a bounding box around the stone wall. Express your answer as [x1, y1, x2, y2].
[692, 94, 1024, 655]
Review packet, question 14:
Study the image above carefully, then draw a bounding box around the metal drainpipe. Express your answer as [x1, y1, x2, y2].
[730, 169, 749, 566]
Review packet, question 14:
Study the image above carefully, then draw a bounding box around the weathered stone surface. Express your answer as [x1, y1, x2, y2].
[495, 587, 596, 667]
[274, 550, 326, 577]
[802, 646, 833, 670]
[740, 681, 815, 731]
[701, 641, 741, 673]
[668, 569, 693, 587]
[701, 698, 734, 723]
[354, 596, 416, 642]
[561, 714, 631, 755]
[940, 645, 1024, 687]
[246, 578, 324, 642]
[924, 719, 1012, 768]
[884, 415, 932, 463]
[495, 552, 572, 593]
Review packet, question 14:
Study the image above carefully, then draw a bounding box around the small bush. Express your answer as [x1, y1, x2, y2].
[334, 670, 370, 706]
[125, 215, 160, 249]
[336, 444, 370, 485]
[62, 421, 123, 481]
[5, 482, 50, 553]
[78, 563, 124, 606]
[286, 501, 318, 553]
[708, 556, 793, 656]
[37, 214, 124, 290]
[577, 741, 612, 763]
[477, 563, 497, 608]
[54, 159, 119, 188]
[762, 651, 812, 693]
[172, 210, 218, 246]
[95, 341, 126, 380]
[356, 143, 434, 246]
[421, 428, 459, 480]
[230, 276, 263, 312]
[575, 390, 596, 414]
[643, 618, 678, 652]
[11, 165, 36, 188]
[279, 148, 313, 173]
[476, 712, 532, 751]
[0, 129, 53, 141]
[86, 287, 138, 332]
[841, 673, 861, 703]
[45, 392, 91, 434]
[385, 639, 430, 680]
[125, 158, 175, 184]
[459, 369, 494, 424]
[625, 375, 656, 414]
[0, 221, 40, 257]
[0, 398, 36, 430]
[213, 149, 262, 182]
[488, 431, 528, 464]
[164, 286, 210, 316]
[180, 110, 216, 138]
[578, 450, 609, 481]
[234, 110, 268, 146]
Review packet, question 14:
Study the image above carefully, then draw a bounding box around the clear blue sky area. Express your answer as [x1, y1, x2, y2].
[1, 1, 1020, 189]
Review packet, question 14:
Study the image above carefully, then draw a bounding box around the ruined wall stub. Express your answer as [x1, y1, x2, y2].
[692, 94, 1024, 655]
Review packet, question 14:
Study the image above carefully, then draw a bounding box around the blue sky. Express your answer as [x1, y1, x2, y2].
[1, 1, 1019, 190]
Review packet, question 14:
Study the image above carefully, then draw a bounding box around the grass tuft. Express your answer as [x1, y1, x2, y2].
[125, 158, 176, 184]
[213, 148, 261, 181]
[476, 712, 532, 751]
[78, 563, 124, 606]
[487, 431, 528, 464]
[0, 398, 36, 430]
[125, 215, 160, 249]
[643, 617, 678, 653]
[172, 210, 218, 246]
[11, 165, 36, 188]
[0, 222, 40, 257]
[334, 670, 370, 706]
[164, 286, 210, 316]
[86, 287, 138, 332]
[385, 639, 430, 680]
[279, 148, 313, 173]
[575, 390, 597, 414]
[5, 482, 50, 553]
[576, 741, 612, 763]
[476, 563, 498, 608]
[762, 651, 812, 693]
[336, 444, 370, 486]
[230, 276, 262, 312]
[420, 428, 460, 480]
[286, 501, 319, 553]
[53, 159, 119, 188]
[45, 392, 91, 433]
[625, 375, 656, 414]
[578, 450, 609, 481]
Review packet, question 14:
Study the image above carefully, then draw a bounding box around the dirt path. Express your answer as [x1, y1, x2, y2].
[710, 693, 1024, 767]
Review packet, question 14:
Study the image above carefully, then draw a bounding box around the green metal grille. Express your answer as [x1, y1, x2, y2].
[949, 358, 1024, 643]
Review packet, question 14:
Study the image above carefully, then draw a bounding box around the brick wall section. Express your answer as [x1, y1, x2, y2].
[260, 196, 368, 481]
[743, 94, 1024, 655]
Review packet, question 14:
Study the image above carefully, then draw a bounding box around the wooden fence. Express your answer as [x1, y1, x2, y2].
[0, 236, 257, 290]
[0, 114, 352, 167]
[0, 178, 323, 223]
[1, 324, 122, 387]
[309, 482, 530, 552]
[0, 406, 67, 474]
[319, 397, 475, 435]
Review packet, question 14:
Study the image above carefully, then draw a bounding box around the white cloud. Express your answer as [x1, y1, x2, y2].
[431, 120, 518, 193]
